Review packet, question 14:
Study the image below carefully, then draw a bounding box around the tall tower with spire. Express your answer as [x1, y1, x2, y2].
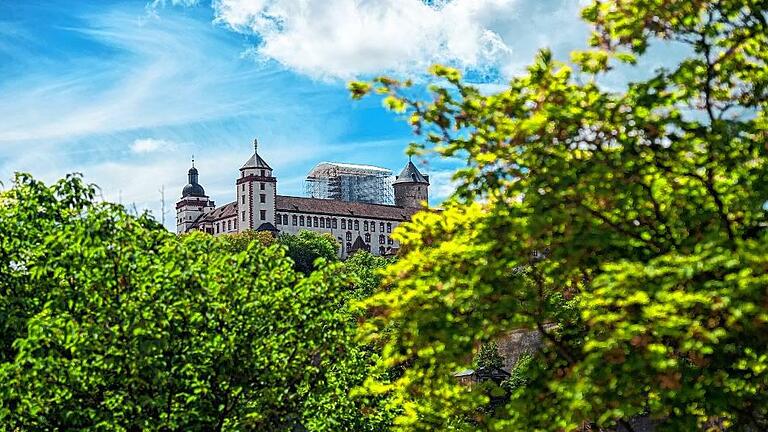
[393, 158, 430, 208]
[236, 138, 277, 231]
[176, 157, 215, 233]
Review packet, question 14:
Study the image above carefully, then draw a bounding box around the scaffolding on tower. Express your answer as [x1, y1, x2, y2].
[304, 162, 394, 205]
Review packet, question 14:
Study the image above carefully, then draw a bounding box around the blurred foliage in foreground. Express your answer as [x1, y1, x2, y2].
[352, 0, 768, 430]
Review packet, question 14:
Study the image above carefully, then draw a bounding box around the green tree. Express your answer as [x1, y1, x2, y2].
[353, 0, 768, 430]
[473, 342, 504, 371]
[342, 250, 394, 300]
[0, 173, 363, 431]
[218, 229, 275, 253]
[278, 231, 340, 275]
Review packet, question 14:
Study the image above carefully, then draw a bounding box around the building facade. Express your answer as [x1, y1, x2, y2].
[176, 139, 430, 257]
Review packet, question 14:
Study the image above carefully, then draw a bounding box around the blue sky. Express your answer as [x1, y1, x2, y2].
[0, 0, 679, 229]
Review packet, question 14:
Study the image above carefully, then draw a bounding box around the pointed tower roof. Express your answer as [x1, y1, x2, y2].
[240, 138, 272, 170]
[393, 159, 429, 184]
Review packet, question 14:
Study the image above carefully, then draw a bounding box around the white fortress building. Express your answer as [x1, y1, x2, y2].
[176, 139, 430, 257]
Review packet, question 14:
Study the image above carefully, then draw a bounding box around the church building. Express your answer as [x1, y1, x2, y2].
[176, 139, 430, 257]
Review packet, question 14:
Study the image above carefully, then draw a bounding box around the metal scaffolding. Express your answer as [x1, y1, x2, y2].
[304, 162, 394, 205]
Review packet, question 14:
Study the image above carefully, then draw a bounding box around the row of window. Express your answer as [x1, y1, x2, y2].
[241, 194, 266, 205]
[343, 232, 394, 245]
[274, 213, 393, 233]
[215, 219, 237, 234]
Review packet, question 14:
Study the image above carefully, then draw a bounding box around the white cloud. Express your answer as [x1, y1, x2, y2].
[425, 169, 458, 202]
[131, 138, 174, 154]
[213, 0, 522, 80]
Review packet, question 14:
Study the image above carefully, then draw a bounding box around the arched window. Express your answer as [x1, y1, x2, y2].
[386, 223, 392, 233]
[371, 222, 375, 232]
[364, 233, 370, 243]
[379, 246, 385, 255]
[341, 219, 346, 229]
[275, 214, 281, 225]
[346, 231, 352, 241]
[354, 220, 359, 230]
[332, 218, 338, 229]
[379, 235, 385, 244]
[283, 214, 288, 225]
[293, 215, 298, 225]
[313, 216, 319, 227]
[326, 217, 332, 227]
[380, 222, 385, 232]
[300, 216, 305, 226]
[320, 218, 325, 228]
[346, 242, 352, 251]
[364, 221, 368, 231]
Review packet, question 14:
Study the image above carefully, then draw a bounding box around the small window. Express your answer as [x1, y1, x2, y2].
[380, 222, 384, 232]
[300, 216, 305, 226]
[320, 218, 325, 228]
[216, 223, 220, 234]
[260, 194, 266, 203]
[365, 233, 370, 243]
[386, 223, 392, 233]
[313, 217, 319, 227]
[332, 218, 337, 229]
[379, 246, 385, 255]
[260, 210, 266, 220]
[242, 184, 245, 191]
[261, 169, 265, 177]
[341, 219, 346, 229]
[242, 195, 245, 204]
[371, 222, 375, 232]
[379, 235, 385, 244]
[364, 221, 368, 231]
[276, 214, 281, 225]
[228, 220, 232, 231]
[346, 242, 352, 251]
[242, 211, 246, 221]
[293, 215, 298, 225]
[388, 237, 393, 245]
[326, 217, 331, 227]
[354, 220, 359, 230]
[283, 215, 288, 225]
[346, 231, 352, 241]
[260, 183, 265, 190]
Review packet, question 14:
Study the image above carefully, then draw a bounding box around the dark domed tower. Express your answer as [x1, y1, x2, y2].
[176, 159, 215, 233]
[393, 158, 429, 208]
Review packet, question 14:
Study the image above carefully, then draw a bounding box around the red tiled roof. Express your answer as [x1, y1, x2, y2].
[275, 195, 420, 221]
[201, 201, 238, 223]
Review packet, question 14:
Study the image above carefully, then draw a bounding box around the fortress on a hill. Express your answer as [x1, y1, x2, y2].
[176, 139, 430, 257]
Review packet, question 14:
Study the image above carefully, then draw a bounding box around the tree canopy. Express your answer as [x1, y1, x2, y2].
[277, 230, 340, 275]
[353, 0, 768, 430]
[0, 174, 368, 431]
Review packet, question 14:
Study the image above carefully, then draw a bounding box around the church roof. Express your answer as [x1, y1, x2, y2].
[240, 152, 272, 170]
[393, 160, 429, 185]
[276, 195, 420, 221]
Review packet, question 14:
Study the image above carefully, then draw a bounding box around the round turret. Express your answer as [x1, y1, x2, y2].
[393, 159, 429, 208]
